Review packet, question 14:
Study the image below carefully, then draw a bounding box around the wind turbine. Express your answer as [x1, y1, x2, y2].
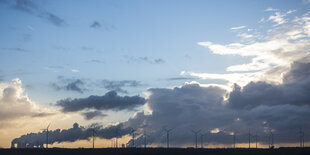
[41, 123, 51, 149]
[163, 127, 174, 148]
[130, 128, 136, 147]
[232, 132, 236, 149]
[115, 127, 119, 148]
[92, 129, 97, 149]
[268, 130, 274, 149]
[298, 128, 305, 148]
[255, 131, 258, 149]
[200, 133, 204, 149]
[248, 129, 251, 149]
[191, 129, 201, 149]
[143, 129, 148, 148]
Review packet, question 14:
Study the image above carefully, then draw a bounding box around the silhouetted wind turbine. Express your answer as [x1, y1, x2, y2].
[143, 129, 148, 148]
[130, 128, 136, 147]
[298, 127, 305, 148]
[92, 129, 97, 149]
[232, 132, 236, 148]
[41, 123, 51, 149]
[191, 129, 201, 149]
[248, 129, 251, 149]
[268, 130, 274, 149]
[200, 133, 204, 149]
[255, 131, 258, 149]
[163, 127, 174, 148]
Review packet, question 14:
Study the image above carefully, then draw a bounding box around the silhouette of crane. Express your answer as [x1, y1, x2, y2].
[41, 123, 51, 149]
[191, 129, 201, 149]
[163, 127, 174, 148]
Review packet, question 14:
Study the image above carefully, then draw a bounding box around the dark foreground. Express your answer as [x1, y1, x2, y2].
[1, 147, 310, 155]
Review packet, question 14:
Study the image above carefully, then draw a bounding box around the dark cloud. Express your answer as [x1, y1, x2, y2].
[11, 123, 132, 148]
[90, 21, 101, 28]
[229, 61, 310, 110]
[12, 60, 310, 147]
[3, 0, 66, 26]
[166, 77, 197, 81]
[50, 76, 86, 94]
[101, 80, 143, 94]
[31, 112, 55, 118]
[56, 91, 146, 112]
[82, 111, 107, 120]
[125, 56, 165, 64]
[124, 61, 310, 147]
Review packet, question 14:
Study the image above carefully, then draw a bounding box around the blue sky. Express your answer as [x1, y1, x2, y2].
[0, 0, 307, 104]
[1, 0, 310, 148]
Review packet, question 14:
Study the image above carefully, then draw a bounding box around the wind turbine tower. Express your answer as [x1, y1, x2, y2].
[299, 128, 305, 148]
[200, 134, 204, 148]
[41, 123, 51, 149]
[130, 128, 136, 147]
[191, 129, 201, 149]
[92, 129, 97, 149]
[163, 128, 173, 148]
[248, 129, 251, 149]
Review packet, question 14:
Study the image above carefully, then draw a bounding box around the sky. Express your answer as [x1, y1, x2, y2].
[1, 0, 310, 149]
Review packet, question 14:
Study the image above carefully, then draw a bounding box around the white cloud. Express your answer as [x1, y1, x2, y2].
[264, 7, 279, 12]
[71, 69, 80, 73]
[0, 79, 52, 120]
[194, 11, 310, 87]
[230, 25, 246, 30]
[269, 12, 287, 25]
[237, 33, 253, 39]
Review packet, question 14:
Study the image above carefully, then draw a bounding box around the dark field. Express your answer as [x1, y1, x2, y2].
[1, 148, 310, 155]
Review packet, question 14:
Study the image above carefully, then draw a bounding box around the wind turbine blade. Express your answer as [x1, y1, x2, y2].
[47, 123, 51, 129]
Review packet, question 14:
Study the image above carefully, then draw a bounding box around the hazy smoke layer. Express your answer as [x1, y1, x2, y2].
[11, 123, 131, 148]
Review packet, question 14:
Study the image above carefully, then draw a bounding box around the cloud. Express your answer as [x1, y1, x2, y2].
[50, 76, 86, 94]
[101, 80, 143, 94]
[90, 21, 101, 28]
[56, 91, 146, 112]
[166, 77, 197, 81]
[0, 78, 50, 120]
[81, 111, 107, 120]
[125, 56, 165, 64]
[264, 7, 279, 12]
[196, 11, 310, 86]
[230, 26, 246, 30]
[71, 69, 79, 73]
[11, 122, 132, 148]
[85, 59, 105, 64]
[2, 0, 65, 26]
[267, 10, 295, 25]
